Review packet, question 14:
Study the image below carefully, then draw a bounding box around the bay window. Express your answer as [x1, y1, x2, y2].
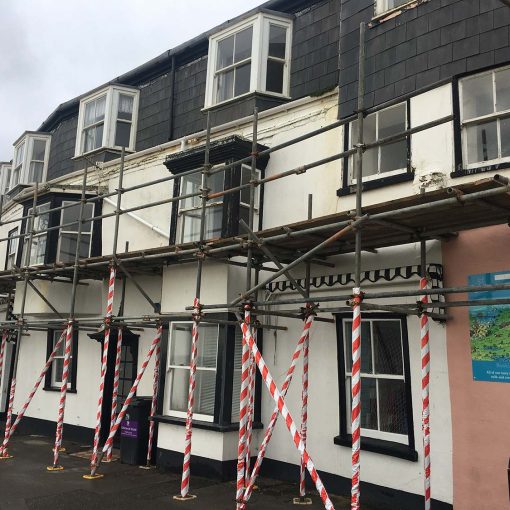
[75, 85, 139, 156]
[205, 12, 292, 108]
[459, 65, 510, 169]
[10, 133, 51, 190]
[335, 313, 416, 460]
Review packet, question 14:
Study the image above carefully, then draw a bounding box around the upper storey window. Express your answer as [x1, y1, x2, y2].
[204, 12, 293, 108]
[0, 163, 12, 195]
[75, 85, 139, 156]
[460, 65, 510, 169]
[10, 133, 51, 190]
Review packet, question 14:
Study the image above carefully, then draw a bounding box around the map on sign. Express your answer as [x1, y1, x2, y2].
[468, 271, 510, 383]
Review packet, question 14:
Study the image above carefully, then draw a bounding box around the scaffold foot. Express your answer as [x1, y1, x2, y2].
[139, 464, 156, 470]
[83, 473, 104, 480]
[46, 465, 64, 471]
[173, 494, 197, 501]
[52, 447, 66, 453]
[293, 497, 312, 505]
[0, 454, 14, 460]
[101, 458, 117, 463]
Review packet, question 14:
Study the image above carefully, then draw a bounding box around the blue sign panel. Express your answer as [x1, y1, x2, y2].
[468, 271, 510, 383]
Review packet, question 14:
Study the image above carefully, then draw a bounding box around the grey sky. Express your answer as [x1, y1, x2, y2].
[0, 0, 263, 160]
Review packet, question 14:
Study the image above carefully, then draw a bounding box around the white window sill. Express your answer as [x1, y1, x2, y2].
[202, 90, 291, 112]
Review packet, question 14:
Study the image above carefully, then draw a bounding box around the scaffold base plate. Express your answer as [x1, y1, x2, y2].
[0, 454, 14, 460]
[46, 465, 64, 471]
[293, 497, 312, 505]
[83, 473, 104, 480]
[173, 494, 197, 501]
[139, 464, 156, 470]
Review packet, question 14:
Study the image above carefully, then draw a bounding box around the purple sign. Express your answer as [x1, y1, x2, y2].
[121, 419, 138, 438]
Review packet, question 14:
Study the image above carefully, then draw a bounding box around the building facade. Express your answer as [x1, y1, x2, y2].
[0, 1, 509, 509]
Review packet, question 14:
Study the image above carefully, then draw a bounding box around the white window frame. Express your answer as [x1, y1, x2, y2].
[460, 65, 510, 170]
[165, 321, 218, 423]
[10, 134, 51, 189]
[6, 227, 18, 269]
[343, 317, 408, 444]
[374, 0, 415, 17]
[204, 12, 293, 108]
[56, 201, 94, 263]
[0, 164, 12, 195]
[22, 203, 50, 266]
[74, 85, 140, 156]
[348, 102, 408, 185]
[50, 330, 73, 389]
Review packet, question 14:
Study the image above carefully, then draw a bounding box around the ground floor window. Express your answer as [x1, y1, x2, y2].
[44, 329, 78, 392]
[335, 313, 416, 459]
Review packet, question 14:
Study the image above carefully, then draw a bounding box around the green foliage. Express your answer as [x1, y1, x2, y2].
[470, 307, 510, 362]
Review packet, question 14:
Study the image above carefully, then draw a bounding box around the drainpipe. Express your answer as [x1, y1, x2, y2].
[336, 0, 343, 120]
[168, 55, 176, 142]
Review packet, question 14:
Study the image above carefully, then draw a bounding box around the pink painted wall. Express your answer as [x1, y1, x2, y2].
[442, 225, 510, 510]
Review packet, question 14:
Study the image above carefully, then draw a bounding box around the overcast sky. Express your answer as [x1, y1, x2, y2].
[0, 0, 264, 160]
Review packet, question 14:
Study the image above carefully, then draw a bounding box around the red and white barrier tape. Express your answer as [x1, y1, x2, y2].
[244, 333, 257, 486]
[106, 327, 123, 462]
[89, 326, 162, 477]
[236, 307, 252, 509]
[180, 298, 200, 498]
[146, 335, 161, 466]
[90, 266, 116, 471]
[299, 329, 310, 498]
[241, 313, 314, 509]
[420, 277, 431, 510]
[0, 376, 16, 458]
[0, 330, 65, 456]
[51, 321, 73, 467]
[241, 311, 334, 510]
[351, 288, 362, 510]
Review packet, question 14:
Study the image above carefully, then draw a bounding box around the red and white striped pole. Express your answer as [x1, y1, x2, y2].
[241, 313, 314, 509]
[0, 376, 16, 459]
[235, 306, 252, 510]
[175, 298, 201, 500]
[0, 330, 66, 457]
[89, 265, 116, 472]
[144, 332, 161, 467]
[84, 326, 162, 479]
[351, 288, 362, 510]
[420, 277, 431, 510]
[105, 327, 123, 462]
[240, 311, 335, 510]
[244, 332, 257, 486]
[298, 326, 310, 501]
[47, 321, 73, 471]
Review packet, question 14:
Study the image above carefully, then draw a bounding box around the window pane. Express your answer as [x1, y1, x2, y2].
[32, 139, 46, 161]
[373, 321, 403, 375]
[378, 103, 406, 139]
[465, 121, 498, 164]
[198, 325, 218, 368]
[181, 173, 201, 209]
[181, 210, 202, 243]
[360, 377, 378, 430]
[231, 327, 243, 422]
[378, 379, 407, 434]
[83, 124, 103, 152]
[344, 321, 372, 373]
[352, 147, 378, 179]
[15, 141, 25, 167]
[62, 203, 94, 232]
[195, 370, 216, 415]
[30, 234, 47, 264]
[170, 324, 192, 366]
[96, 95, 106, 122]
[380, 140, 407, 173]
[118, 94, 134, 120]
[170, 323, 218, 368]
[205, 206, 223, 239]
[28, 162, 44, 183]
[268, 24, 287, 59]
[462, 73, 494, 120]
[216, 69, 234, 103]
[54, 334, 64, 356]
[169, 368, 189, 412]
[266, 59, 284, 94]
[501, 117, 510, 158]
[53, 358, 64, 383]
[115, 121, 131, 148]
[217, 35, 234, 70]
[58, 233, 91, 263]
[234, 27, 253, 63]
[495, 68, 510, 113]
[235, 63, 251, 96]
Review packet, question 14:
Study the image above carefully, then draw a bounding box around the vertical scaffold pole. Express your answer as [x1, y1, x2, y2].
[175, 113, 211, 500]
[48, 165, 88, 471]
[144, 328, 160, 467]
[0, 330, 7, 399]
[86, 149, 125, 478]
[351, 21, 366, 510]
[0, 183, 38, 460]
[420, 241, 431, 510]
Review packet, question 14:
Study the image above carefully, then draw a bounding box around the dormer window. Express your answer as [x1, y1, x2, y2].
[75, 85, 139, 156]
[204, 12, 293, 108]
[11, 133, 51, 190]
[0, 163, 12, 195]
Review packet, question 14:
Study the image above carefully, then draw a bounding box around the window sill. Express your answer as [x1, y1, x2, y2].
[202, 90, 291, 112]
[371, 0, 427, 25]
[334, 434, 418, 461]
[337, 172, 414, 197]
[43, 386, 77, 394]
[451, 161, 510, 178]
[72, 146, 135, 160]
[152, 414, 263, 433]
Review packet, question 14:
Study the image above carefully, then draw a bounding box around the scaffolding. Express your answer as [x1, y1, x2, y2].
[1, 20, 510, 510]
